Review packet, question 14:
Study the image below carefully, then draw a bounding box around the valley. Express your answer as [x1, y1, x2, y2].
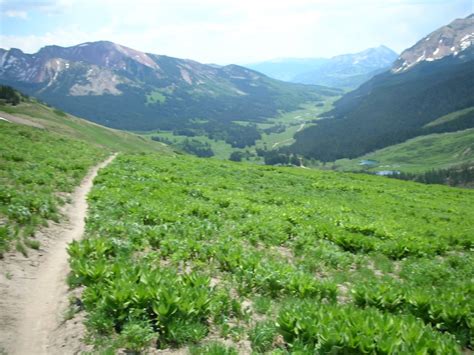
[288, 15, 474, 163]
[147, 97, 339, 161]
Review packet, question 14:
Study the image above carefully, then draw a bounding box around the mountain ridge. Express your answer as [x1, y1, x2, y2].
[0, 41, 339, 141]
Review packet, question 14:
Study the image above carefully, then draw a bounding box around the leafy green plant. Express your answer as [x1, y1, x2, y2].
[0, 226, 11, 256]
[15, 241, 28, 257]
[277, 301, 460, 353]
[161, 319, 208, 347]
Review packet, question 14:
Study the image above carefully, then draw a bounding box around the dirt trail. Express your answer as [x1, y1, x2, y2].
[271, 138, 293, 149]
[0, 154, 116, 355]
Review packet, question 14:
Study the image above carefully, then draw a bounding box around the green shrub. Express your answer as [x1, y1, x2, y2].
[277, 302, 460, 353]
[117, 321, 155, 352]
[249, 321, 278, 353]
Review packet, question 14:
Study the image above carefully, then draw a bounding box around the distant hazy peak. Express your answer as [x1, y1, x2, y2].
[392, 14, 474, 73]
[328, 45, 398, 65]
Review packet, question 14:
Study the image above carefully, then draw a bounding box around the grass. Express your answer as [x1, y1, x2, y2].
[68, 153, 473, 353]
[146, 90, 166, 105]
[264, 97, 339, 126]
[247, 97, 338, 159]
[190, 342, 238, 354]
[256, 123, 312, 150]
[424, 106, 474, 128]
[333, 128, 474, 173]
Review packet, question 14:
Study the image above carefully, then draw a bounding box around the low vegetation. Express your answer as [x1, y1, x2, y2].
[0, 121, 106, 256]
[68, 153, 473, 353]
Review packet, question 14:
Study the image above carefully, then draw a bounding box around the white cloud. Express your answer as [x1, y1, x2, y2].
[1, 0, 471, 64]
[4, 10, 28, 19]
[0, 0, 76, 15]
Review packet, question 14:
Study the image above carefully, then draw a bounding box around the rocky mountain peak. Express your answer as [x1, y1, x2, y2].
[36, 41, 160, 71]
[392, 14, 474, 73]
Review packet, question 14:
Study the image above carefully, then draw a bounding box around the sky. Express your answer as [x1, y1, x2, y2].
[0, 0, 472, 64]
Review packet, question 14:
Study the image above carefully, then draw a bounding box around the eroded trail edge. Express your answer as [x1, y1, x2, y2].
[0, 154, 117, 355]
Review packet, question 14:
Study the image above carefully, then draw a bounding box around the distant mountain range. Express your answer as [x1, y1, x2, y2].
[0, 41, 339, 147]
[288, 14, 474, 162]
[246, 46, 398, 89]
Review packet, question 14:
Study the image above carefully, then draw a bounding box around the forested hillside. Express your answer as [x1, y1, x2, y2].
[289, 50, 474, 161]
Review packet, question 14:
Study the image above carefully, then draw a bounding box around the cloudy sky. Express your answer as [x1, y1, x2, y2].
[0, 0, 472, 64]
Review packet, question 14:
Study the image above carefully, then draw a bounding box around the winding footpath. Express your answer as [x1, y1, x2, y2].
[0, 154, 116, 355]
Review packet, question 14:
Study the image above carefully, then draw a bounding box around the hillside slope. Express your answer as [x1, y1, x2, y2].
[0, 85, 472, 353]
[0, 95, 171, 154]
[289, 15, 474, 161]
[0, 87, 171, 257]
[334, 127, 474, 173]
[67, 153, 473, 353]
[0, 119, 106, 257]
